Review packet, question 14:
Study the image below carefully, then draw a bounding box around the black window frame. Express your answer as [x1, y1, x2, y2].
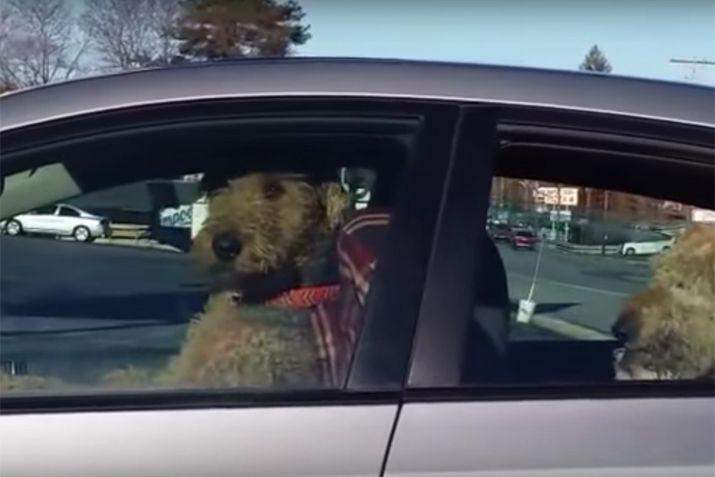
[405, 104, 715, 400]
[0, 96, 459, 413]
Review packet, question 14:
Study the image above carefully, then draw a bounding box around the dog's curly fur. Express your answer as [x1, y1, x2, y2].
[161, 292, 323, 388]
[613, 224, 715, 380]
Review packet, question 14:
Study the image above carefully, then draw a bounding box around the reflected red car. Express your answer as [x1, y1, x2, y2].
[510, 229, 539, 250]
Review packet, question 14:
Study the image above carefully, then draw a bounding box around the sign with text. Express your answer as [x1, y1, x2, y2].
[559, 188, 579, 206]
[536, 187, 579, 206]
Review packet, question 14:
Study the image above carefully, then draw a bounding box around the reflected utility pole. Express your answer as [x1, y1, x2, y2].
[669, 58, 715, 81]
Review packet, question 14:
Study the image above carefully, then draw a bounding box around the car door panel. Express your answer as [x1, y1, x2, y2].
[0, 98, 461, 476]
[21, 212, 53, 233]
[0, 404, 398, 477]
[40, 209, 63, 234]
[394, 105, 715, 476]
[385, 398, 714, 476]
[56, 206, 78, 235]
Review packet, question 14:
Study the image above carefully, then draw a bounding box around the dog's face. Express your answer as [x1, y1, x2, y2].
[612, 224, 715, 380]
[192, 173, 348, 301]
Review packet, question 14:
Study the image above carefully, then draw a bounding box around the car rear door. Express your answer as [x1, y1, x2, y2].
[384, 106, 715, 476]
[0, 97, 459, 477]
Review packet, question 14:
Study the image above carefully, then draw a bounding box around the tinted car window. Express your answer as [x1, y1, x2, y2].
[0, 120, 411, 395]
[57, 206, 80, 217]
[33, 206, 56, 215]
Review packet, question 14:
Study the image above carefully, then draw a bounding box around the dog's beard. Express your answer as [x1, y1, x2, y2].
[612, 347, 677, 380]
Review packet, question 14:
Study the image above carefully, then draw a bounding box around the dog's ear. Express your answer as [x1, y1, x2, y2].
[319, 182, 350, 230]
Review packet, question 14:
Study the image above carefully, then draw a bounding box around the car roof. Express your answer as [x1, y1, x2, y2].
[1, 58, 713, 132]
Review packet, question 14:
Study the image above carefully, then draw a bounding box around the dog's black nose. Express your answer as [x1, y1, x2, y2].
[212, 232, 242, 261]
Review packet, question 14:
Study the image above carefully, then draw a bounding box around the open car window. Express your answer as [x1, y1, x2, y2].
[468, 155, 714, 385]
[406, 107, 714, 391]
[489, 177, 712, 345]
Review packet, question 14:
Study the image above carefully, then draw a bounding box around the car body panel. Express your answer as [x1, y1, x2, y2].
[0, 404, 398, 477]
[1, 59, 713, 132]
[0, 60, 713, 477]
[386, 398, 715, 476]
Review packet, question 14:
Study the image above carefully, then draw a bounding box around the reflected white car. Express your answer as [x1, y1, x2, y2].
[621, 235, 674, 256]
[2, 204, 110, 242]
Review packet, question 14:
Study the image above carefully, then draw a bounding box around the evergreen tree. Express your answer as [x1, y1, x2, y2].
[579, 44, 612, 73]
[174, 0, 310, 60]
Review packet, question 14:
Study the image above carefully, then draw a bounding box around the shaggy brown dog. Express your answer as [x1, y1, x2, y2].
[164, 172, 350, 388]
[613, 224, 715, 380]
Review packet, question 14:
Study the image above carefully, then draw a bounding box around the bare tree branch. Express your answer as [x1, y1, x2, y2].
[81, 0, 180, 70]
[0, 0, 86, 87]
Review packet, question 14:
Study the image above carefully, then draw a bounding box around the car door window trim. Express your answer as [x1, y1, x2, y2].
[407, 106, 499, 388]
[0, 389, 404, 415]
[401, 381, 714, 403]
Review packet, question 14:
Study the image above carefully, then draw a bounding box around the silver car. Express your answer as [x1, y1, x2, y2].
[2, 203, 110, 242]
[0, 59, 713, 477]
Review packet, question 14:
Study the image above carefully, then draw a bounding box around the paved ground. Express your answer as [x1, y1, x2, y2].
[0, 236, 206, 381]
[0, 235, 654, 380]
[496, 242, 652, 337]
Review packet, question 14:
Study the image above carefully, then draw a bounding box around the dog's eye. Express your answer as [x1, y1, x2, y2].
[212, 232, 242, 261]
[264, 180, 285, 200]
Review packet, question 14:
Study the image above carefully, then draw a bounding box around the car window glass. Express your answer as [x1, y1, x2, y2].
[57, 206, 80, 217]
[33, 206, 56, 215]
[465, 176, 715, 384]
[0, 132, 405, 395]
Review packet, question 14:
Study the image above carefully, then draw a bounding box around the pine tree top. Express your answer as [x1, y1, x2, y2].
[579, 44, 613, 73]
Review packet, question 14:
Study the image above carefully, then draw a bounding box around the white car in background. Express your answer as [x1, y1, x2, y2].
[2, 203, 110, 242]
[621, 233, 675, 256]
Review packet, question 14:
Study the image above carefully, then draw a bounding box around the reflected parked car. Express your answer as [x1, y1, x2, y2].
[620, 233, 674, 256]
[1, 204, 110, 242]
[510, 228, 539, 250]
[488, 222, 512, 242]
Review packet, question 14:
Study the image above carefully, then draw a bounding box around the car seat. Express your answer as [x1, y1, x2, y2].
[313, 212, 511, 387]
[462, 234, 512, 383]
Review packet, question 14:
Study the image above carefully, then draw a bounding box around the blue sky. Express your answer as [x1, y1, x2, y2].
[295, 0, 715, 85]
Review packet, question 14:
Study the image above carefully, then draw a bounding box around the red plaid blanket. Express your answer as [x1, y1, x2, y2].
[310, 209, 390, 387]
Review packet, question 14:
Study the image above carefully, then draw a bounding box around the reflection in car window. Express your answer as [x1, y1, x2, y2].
[470, 176, 715, 384]
[34, 206, 56, 215]
[0, 136, 405, 395]
[57, 206, 80, 217]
